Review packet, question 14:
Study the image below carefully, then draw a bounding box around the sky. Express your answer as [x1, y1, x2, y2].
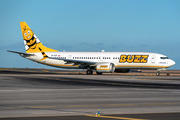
[0, 0, 180, 69]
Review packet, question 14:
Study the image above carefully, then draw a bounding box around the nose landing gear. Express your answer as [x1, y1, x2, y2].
[156, 68, 166, 76]
[156, 71, 160, 76]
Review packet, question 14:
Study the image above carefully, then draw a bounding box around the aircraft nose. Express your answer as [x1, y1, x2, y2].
[169, 59, 175, 66]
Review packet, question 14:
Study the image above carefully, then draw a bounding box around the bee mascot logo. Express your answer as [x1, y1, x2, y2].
[23, 26, 37, 50]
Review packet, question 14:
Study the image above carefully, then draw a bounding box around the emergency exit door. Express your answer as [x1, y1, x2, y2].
[151, 55, 155, 63]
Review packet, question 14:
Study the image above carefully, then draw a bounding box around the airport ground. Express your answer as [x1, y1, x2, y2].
[0, 68, 180, 120]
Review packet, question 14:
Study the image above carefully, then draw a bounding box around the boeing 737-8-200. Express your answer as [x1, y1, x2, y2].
[7, 22, 175, 75]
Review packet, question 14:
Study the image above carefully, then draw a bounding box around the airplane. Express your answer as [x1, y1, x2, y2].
[7, 22, 175, 75]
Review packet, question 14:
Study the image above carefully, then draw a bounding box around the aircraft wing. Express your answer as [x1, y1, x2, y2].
[49, 57, 97, 65]
[38, 48, 97, 66]
[7, 50, 34, 57]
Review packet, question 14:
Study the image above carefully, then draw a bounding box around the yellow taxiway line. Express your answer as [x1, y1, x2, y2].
[86, 115, 147, 120]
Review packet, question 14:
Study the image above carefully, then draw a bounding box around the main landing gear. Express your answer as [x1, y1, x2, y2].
[86, 70, 93, 75]
[86, 70, 103, 75]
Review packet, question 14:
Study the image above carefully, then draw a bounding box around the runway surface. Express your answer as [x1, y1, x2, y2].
[0, 70, 180, 119]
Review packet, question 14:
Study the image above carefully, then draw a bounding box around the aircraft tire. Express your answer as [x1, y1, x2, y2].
[156, 72, 160, 76]
[86, 70, 93, 75]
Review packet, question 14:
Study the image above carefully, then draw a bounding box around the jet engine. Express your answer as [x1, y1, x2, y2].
[96, 63, 115, 73]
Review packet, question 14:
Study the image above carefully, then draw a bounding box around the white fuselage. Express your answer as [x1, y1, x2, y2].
[25, 52, 175, 70]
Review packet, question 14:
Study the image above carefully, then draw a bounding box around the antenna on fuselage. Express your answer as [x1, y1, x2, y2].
[101, 50, 105, 52]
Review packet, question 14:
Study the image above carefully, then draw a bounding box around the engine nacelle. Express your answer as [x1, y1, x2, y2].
[114, 69, 130, 73]
[96, 63, 115, 73]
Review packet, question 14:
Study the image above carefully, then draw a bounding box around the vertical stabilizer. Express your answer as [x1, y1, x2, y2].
[20, 22, 58, 53]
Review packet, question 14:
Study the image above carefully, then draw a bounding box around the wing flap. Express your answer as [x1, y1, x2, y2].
[49, 57, 97, 65]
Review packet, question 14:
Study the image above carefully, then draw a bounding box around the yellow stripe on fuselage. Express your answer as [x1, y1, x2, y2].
[96, 68, 110, 71]
[115, 65, 168, 68]
[38, 62, 168, 69]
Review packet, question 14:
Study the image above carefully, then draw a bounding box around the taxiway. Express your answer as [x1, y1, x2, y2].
[0, 69, 180, 120]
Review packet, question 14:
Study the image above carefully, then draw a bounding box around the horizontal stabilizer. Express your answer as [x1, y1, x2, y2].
[7, 50, 34, 56]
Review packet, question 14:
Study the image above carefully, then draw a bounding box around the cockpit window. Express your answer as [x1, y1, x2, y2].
[160, 57, 169, 59]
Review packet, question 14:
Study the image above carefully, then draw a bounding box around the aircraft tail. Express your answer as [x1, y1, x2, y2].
[20, 22, 58, 53]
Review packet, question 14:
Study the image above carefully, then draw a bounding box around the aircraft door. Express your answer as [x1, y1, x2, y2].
[68, 55, 72, 59]
[151, 55, 156, 63]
